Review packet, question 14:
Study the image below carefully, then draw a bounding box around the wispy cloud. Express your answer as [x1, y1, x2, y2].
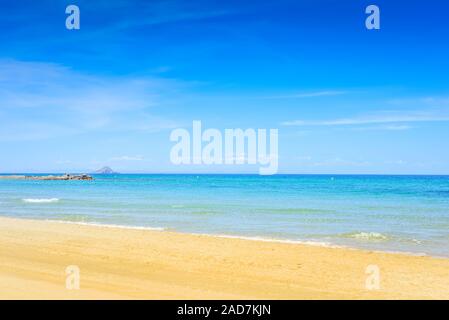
[114, 10, 230, 31]
[351, 124, 413, 131]
[388, 96, 449, 106]
[79, 0, 232, 36]
[109, 155, 145, 162]
[0, 59, 183, 141]
[261, 90, 346, 100]
[292, 156, 373, 168]
[281, 110, 449, 126]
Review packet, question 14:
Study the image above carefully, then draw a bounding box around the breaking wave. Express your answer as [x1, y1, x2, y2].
[341, 232, 390, 241]
[22, 198, 60, 204]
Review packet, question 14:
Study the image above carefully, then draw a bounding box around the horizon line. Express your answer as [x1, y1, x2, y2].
[1, 172, 449, 177]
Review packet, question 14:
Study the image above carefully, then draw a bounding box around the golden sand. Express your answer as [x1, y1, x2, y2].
[0, 217, 448, 299]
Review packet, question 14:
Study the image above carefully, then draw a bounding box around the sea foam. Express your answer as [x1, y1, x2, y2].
[22, 198, 60, 204]
[343, 232, 389, 241]
[47, 219, 165, 231]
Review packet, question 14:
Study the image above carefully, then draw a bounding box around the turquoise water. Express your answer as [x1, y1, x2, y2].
[1, 174, 448, 257]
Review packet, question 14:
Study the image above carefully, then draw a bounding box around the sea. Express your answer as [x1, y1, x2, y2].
[1, 174, 448, 257]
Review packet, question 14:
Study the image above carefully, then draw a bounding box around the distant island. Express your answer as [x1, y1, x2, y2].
[94, 166, 118, 174]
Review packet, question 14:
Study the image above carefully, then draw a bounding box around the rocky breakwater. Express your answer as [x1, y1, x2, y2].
[0, 174, 94, 181]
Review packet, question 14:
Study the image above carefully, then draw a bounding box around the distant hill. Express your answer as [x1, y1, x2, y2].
[93, 167, 118, 174]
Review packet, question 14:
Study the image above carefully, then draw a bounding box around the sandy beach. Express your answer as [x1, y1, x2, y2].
[0, 216, 448, 299]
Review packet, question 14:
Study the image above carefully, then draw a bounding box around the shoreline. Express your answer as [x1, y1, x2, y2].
[43, 218, 439, 259]
[1, 216, 449, 299]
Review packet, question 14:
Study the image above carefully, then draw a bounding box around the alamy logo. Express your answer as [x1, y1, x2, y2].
[170, 121, 279, 175]
[365, 264, 380, 290]
[64, 5, 377, 32]
[365, 5, 380, 30]
[65, 265, 80, 290]
[66, 5, 80, 30]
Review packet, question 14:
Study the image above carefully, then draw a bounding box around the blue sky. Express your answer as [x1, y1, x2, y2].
[1, 0, 449, 174]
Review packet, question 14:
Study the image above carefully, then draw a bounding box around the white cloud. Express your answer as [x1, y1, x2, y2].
[110, 155, 145, 161]
[309, 158, 372, 167]
[261, 90, 346, 100]
[351, 124, 413, 131]
[388, 96, 449, 106]
[55, 160, 73, 165]
[282, 110, 449, 126]
[0, 59, 183, 141]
